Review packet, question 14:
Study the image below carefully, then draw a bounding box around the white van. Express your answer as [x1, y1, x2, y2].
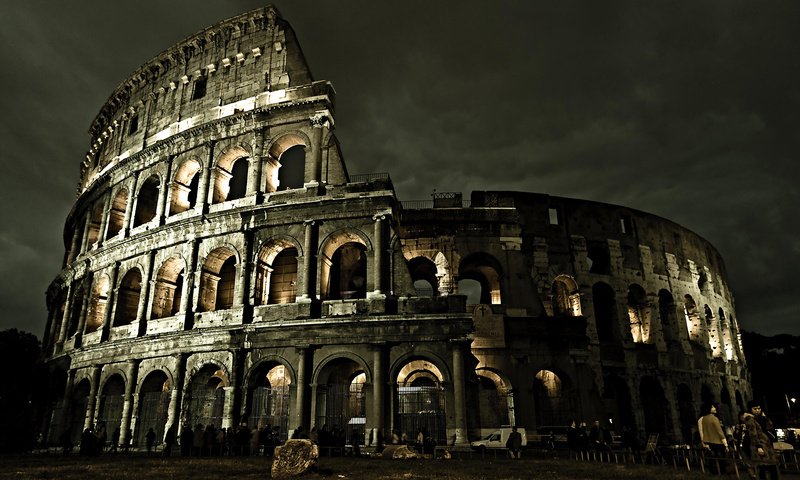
[470, 427, 527, 451]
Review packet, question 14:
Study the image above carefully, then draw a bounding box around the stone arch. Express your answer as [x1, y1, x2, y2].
[212, 145, 250, 204]
[97, 373, 126, 443]
[313, 354, 370, 445]
[113, 267, 142, 327]
[106, 187, 129, 239]
[169, 157, 202, 215]
[254, 237, 301, 306]
[719, 384, 733, 425]
[133, 174, 161, 227]
[151, 256, 186, 319]
[684, 294, 701, 340]
[67, 378, 92, 444]
[658, 289, 680, 344]
[318, 229, 371, 300]
[533, 369, 572, 426]
[244, 358, 293, 440]
[198, 246, 238, 312]
[67, 281, 86, 338]
[592, 282, 618, 342]
[393, 356, 448, 446]
[136, 369, 171, 445]
[458, 252, 503, 305]
[475, 367, 514, 429]
[639, 376, 669, 438]
[86, 273, 110, 333]
[266, 132, 311, 192]
[183, 362, 229, 428]
[627, 284, 651, 343]
[408, 256, 438, 297]
[551, 274, 581, 317]
[603, 373, 635, 430]
[86, 198, 105, 247]
[719, 308, 734, 360]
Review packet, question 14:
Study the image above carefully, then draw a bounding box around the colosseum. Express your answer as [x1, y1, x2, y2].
[41, 5, 751, 450]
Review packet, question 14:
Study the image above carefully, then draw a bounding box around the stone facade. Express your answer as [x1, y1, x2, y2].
[42, 6, 750, 448]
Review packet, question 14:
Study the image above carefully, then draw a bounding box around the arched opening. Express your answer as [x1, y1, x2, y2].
[185, 364, 228, 429]
[97, 375, 126, 447]
[67, 379, 91, 445]
[457, 279, 482, 306]
[676, 384, 695, 444]
[639, 377, 668, 438]
[658, 290, 679, 344]
[86, 274, 109, 333]
[86, 200, 105, 247]
[315, 358, 366, 446]
[212, 148, 249, 204]
[133, 175, 160, 227]
[627, 284, 650, 343]
[254, 240, 299, 306]
[587, 242, 611, 274]
[533, 370, 571, 427]
[408, 257, 438, 297]
[684, 295, 700, 340]
[276, 145, 306, 190]
[113, 268, 142, 327]
[136, 371, 170, 447]
[458, 253, 502, 305]
[719, 308, 734, 361]
[551, 275, 581, 317]
[169, 159, 201, 215]
[245, 362, 291, 442]
[395, 359, 446, 446]
[105, 188, 128, 239]
[151, 258, 185, 319]
[476, 369, 513, 429]
[719, 385, 733, 425]
[328, 243, 367, 300]
[198, 248, 237, 312]
[603, 374, 635, 431]
[592, 282, 618, 342]
[67, 283, 85, 338]
[267, 135, 307, 192]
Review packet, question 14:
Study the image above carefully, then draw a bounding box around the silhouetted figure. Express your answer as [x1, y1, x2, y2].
[80, 428, 97, 456]
[180, 424, 192, 456]
[59, 428, 73, 455]
[109, 427, 120, 453]
[351, 429, 362, 457]
[146, 427, 156, 453]
[164, 426, 176, 456]
[506, 426, 523, 459]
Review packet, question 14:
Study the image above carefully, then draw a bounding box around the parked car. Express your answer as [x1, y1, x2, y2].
[470, 427, 528, 452]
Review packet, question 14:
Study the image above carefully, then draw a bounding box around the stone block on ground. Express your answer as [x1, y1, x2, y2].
[271, 439, 319, 478]
[380, 444, 418, 459]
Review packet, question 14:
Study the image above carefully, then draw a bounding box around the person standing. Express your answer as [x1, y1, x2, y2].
[744, 401, 780, 480]
[145, 427, 156, 454]
[699, 404, 729, 473]
[506, 426, 523, 459]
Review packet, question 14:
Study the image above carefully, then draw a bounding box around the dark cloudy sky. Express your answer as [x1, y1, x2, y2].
[0, 1, 798, 338]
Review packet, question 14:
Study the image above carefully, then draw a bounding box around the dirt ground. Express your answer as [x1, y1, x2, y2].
[0, 453, 710, 480]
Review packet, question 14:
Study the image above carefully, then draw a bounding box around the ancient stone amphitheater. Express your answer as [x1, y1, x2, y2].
[42, 6, 750, 449]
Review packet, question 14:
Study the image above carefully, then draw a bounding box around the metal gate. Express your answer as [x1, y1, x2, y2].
[248, 386, 290, 442]
[68, 397, 89, 444]
[315, 383, 365, 445]
[187, 389, 225, 428]
[396, 385, 446, 446]
[137, 390, 170, 446]
[97, 394, 124, 443]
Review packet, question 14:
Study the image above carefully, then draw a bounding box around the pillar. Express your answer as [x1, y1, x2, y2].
[181, 240, 199, 328]
[299, 220, 317, 301]
[197, 141, 215, 213]
[75, 275, 94, 347]
[222, 350, 242, 429]
[96, 193, 110, 248]
[119, 360, 139, 446]
[307, 113, 330, 185]
[85, 365, 102, 430]
[246, 129, 265, 199]
[293, 347, 309, 431]
[136, 252, 155, 336]
[54, 369, 76, 443]
[371, 214, 387, 296]
[57, 283, 73, 345]
[451, 342, 468, 445]
[100, 263, 119, 341]
[157, 158, 173, 224]
[166, 353, 187, 433]
[122, 173, 138, 236]
[370, 345, 385, 445]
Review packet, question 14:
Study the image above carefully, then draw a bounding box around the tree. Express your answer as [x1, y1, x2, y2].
[0, 329, 42, 452]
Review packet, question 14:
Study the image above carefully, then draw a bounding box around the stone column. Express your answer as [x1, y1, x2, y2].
[136, 252, 155, 336]
[293, 347, 309, 431]
[85, 365, 102, 430]
[101, 263, 119, 341]
[166, 353, 187, 433]
[234, 234, 251, 309]
[79, 212, 93, 255]
[57, 283, 73, 346]
[371, 214, 387, 296]
[299, 220, 317, 301]
[156, 158, 173, 224]
[75, 274, 94, 347]
[122, 173, 139, 236]
[307, 113, 330, 186]
[197, 141, 215, 213]
[55, 368, 76, 443]
[370, 345, 385, 445]
[119, 360, 139, 446]
[181, 240, 200, 328]
[451, 342, 468, 445]
[246, 129, 265, 200]
[96, 193, 110, 248]
[222, 350, 242, 429]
